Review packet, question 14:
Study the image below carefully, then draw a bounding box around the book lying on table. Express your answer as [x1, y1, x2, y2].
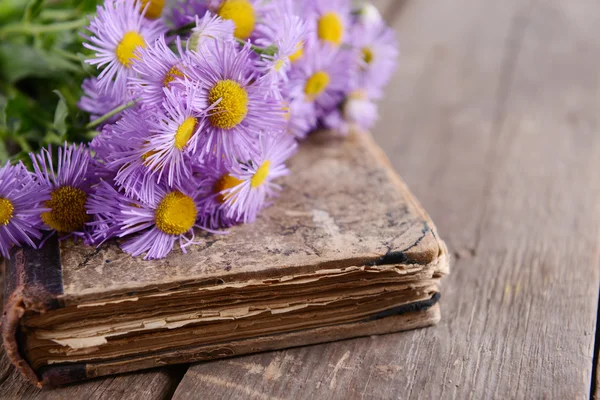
[2, 131, 449, 387]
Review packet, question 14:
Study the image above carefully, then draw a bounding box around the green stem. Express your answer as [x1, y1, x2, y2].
[235, 38, 278, 56]
[85, 99, 138, 129]
[40, 9, 78, 21]
[0, 18, 88, 37]
[54, 48, 86, 63]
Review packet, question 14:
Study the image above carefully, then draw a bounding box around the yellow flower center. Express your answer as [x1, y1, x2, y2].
[317, 12, 343, 46]
[274, 59, 285, 72]
[163, 65, 184, 88]
[116, 31, 145, 68]
[174, 117, 198, 150]
[362, 47, 374, 64]
[282, 104, 290, 121]
[304, 71, 330, 100]
[0, 197, 14, 226]
[139, 0, 165, 19]
[289, 42, 304, 63]
[217, 0, 255, 40]
[251, 160, 270, 188]
[208, 79, 249, 129]
[213, 174, 243, 203]
[155, 191, 197, 235]
[41, 186, 89, 233]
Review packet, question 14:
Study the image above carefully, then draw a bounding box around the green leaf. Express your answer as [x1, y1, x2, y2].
[0, 0, 27, 25]
[0, 43, 81, 83]
[52, 90, 68, 138]
[23, 0, 45, 22]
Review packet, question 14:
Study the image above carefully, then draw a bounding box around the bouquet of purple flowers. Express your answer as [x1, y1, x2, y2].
[0, 0, 397, 260]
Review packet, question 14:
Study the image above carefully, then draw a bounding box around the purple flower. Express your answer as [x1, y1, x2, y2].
[90, 124, 126, 170]
[30, 143, 96, 240]
[286, 98, 317, 139]
[0, 162, 49, 258]
[350, 19, 398, 99]
[254, 3, 310, 93]
[186, 41, 287, 162]
[104, 108, 161, 203]
[83, 0, 166, 95]
[117, 181, 203, 259]
[143, 83, 208, 187]
[194, 160, 243, 230]
[87, 176, 204, 259]
[323, 90, 378, 135]
[129, 35, 189, 107]
[188, 12, 235, 53]
[79, 77, 131, 126]
[306, 0, 351, 47]
[220, 132, 297, 223]
[287, 42, 353, 122]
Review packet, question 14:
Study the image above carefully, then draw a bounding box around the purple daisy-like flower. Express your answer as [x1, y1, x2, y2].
[117, 180, 203, 259]
[350, 19, 398, 99]
[186, 41, 286, 162]
[143, 83, 208, 187]
[220, 132, 297, 223]
[287, 42, 353, 119]
[129, 35, 189, 107]
[188, 12, 235, 54]
[305, 0, 351, 47]
[30, 143, 96, 241]
[79, 77, 132, 126]
[286, 98, 317, 139]
[105, 108, 161, 203]
[90, 124, 125, 168]
[0, 162, 49, 258]
[323, 90, 379, 135]
[83, 0, 167, 95]
[193, 158, 244, 230]
[254, 4, 310, 93]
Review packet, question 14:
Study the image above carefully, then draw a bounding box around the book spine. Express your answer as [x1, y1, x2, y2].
[1, 234, 64, 387]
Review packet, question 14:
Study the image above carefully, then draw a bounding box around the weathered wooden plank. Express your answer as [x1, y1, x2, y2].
[172, 0, 600, 399]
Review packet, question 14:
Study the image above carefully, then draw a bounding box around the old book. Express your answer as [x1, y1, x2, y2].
[2, 131, 449, 387]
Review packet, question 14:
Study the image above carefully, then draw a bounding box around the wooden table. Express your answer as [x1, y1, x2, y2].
[2, 0, 600, 398]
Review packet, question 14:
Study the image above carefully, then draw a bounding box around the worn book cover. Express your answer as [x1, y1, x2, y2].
[2, 131, 449, 387]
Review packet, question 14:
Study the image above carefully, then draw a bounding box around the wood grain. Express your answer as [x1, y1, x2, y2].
[173, 0, 600, 399]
